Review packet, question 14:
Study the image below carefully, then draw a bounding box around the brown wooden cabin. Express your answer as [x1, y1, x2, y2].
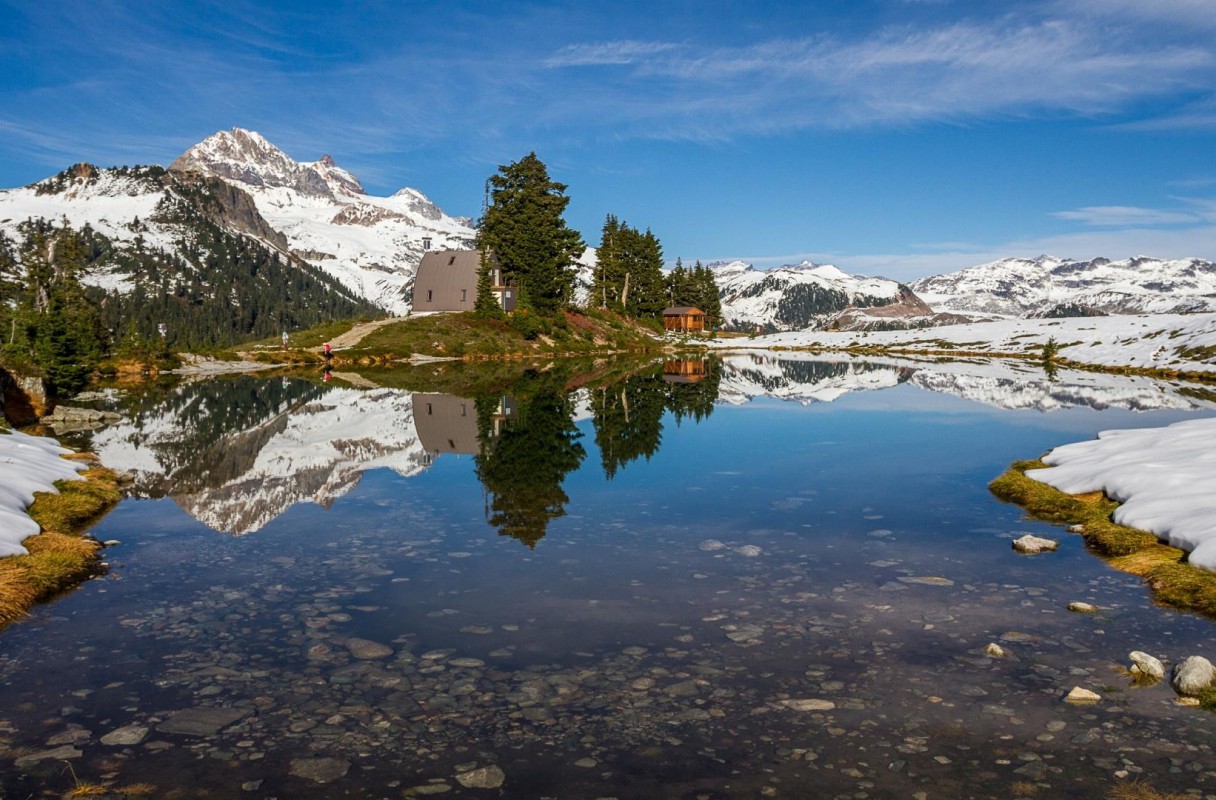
[662, 306, 706, 333]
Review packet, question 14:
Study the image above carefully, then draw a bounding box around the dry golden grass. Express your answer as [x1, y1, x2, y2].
[991, 460, 1216, 619]
[1109, 781, 1189, 800]
[0, 462, 120, 630]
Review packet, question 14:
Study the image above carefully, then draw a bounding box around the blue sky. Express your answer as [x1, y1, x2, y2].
[1, 0, 1214, 279]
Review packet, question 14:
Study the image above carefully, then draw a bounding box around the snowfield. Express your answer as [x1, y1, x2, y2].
[1029, 418, 1216, 570]
[0, 431, 85, 557]
[709, 313, 1216, 375]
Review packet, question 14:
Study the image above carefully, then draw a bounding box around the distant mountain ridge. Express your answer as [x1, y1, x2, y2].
[709, 259, 944, 332]
[911, 254, 1216, 317]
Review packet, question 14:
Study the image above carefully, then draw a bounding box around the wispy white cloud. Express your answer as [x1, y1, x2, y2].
[542, 17, 1216, 137]
[1053, 205, 1199, 226]
[546, 40, 680, 67]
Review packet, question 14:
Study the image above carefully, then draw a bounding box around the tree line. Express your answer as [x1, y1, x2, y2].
[473, 152, 721, 328]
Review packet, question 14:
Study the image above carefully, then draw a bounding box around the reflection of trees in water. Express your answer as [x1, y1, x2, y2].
[105, 377, 328, 495]
[472, 359, 721, 547]
[593, 359, 722, 479]
[474, 377, 586, 548]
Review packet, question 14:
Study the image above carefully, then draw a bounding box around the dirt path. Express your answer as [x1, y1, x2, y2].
[327, 317, 403, 350]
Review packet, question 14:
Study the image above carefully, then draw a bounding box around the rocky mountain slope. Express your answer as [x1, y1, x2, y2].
[170, 128, 474, 313]
[911, 255, 1216, 318]
[0, 163, 378, 348]
[710, 260, 942, 332]
[0, 128, 474, 331]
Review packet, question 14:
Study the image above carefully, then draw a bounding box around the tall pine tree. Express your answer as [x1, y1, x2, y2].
[475, 153, 584, 315]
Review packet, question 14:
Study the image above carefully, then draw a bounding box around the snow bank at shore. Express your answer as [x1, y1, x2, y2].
[1029, 417, 1216, 569]
[0, 431, 86, 557]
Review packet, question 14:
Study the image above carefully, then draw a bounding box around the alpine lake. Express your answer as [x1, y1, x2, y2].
[4, 352, 1216, 800]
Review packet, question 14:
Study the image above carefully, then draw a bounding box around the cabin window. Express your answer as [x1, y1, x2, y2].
[448, 255, 456, 265]
[461, 289, 467, 302]
[427, 290, 433, 301]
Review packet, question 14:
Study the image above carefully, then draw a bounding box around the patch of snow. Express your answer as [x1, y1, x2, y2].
[0, 431, 86, 557]
[1029, 418, 1216, 569]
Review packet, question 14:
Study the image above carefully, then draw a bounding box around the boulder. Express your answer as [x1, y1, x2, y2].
[1171, 656, 1215, 696]
[1129, 651, 1165, 682]
[1064, 686, 1101, 703]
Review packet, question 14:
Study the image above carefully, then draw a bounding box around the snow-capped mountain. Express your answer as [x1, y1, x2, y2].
[711, 260, 937, 332]
[0, 163, 377, 346]
[169, 128, 474, 313]
[912, 255, 1216, 318]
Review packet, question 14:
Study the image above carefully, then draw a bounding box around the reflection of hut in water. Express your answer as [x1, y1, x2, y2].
[663, 360, 709, 384]
[414, 393, 516, 463]
[415, 394, 477, 462]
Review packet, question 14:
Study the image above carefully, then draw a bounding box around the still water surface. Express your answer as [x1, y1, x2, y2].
[3, 354, 1216, 799]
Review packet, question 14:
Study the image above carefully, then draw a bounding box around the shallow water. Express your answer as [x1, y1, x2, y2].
[4, 355, 1216, 799]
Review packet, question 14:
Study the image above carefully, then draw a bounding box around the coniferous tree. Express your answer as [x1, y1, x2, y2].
[475, 153, 584, 315]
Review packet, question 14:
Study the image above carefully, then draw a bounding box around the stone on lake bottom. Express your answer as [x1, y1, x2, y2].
[984, 643, 1009, 658]
[1172, 655, 1215, 697]
[781, 698, 836, 712]
[345, 637, 393, 659]
[1067, 602, 1099, 613]
[898, 576, 954, 586]
[1064, 686, 1101, 703]
[1129, 651, 1165, 682]
[14, 744, 82, 767]
[100, 724, 148, 746]
[735, 545, 763, 557]
[157, 707, 251, 736]
[290, 757, 351, 783]
[1013, 534, 1058, 554]
[698, 539, 726, 551]
[455, 765, 505, 789]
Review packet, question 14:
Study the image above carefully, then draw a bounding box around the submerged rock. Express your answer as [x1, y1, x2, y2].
[345, 638, 393, 659]
[1067, 602, 1099, 613]
[100, 724, 148, 746]
[984, 643, 1009, 658]
[157, 707, 251, 736]
[781, 698, 836, 712]
[289, 757, 350, 783]
[1171, 656, 1215, 696]
[455, 765, 505, 789]
[1013, 534, 1059, 554]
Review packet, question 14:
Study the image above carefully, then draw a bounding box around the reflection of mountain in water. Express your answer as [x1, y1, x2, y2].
[90, 378, 429, 534]
[85, 362, 723, 541]
[719, 353, 1214, 413]
[83, 354, 1201, 539]
[908, 371, 1207, 413]
[719, 355, 913, 405]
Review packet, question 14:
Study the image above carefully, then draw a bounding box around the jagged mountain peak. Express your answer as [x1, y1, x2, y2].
[170, 127, 365, 198]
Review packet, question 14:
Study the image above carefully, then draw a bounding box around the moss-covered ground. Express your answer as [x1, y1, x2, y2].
[990, 459, 1216, 619]
[0, 455, 121, 630]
